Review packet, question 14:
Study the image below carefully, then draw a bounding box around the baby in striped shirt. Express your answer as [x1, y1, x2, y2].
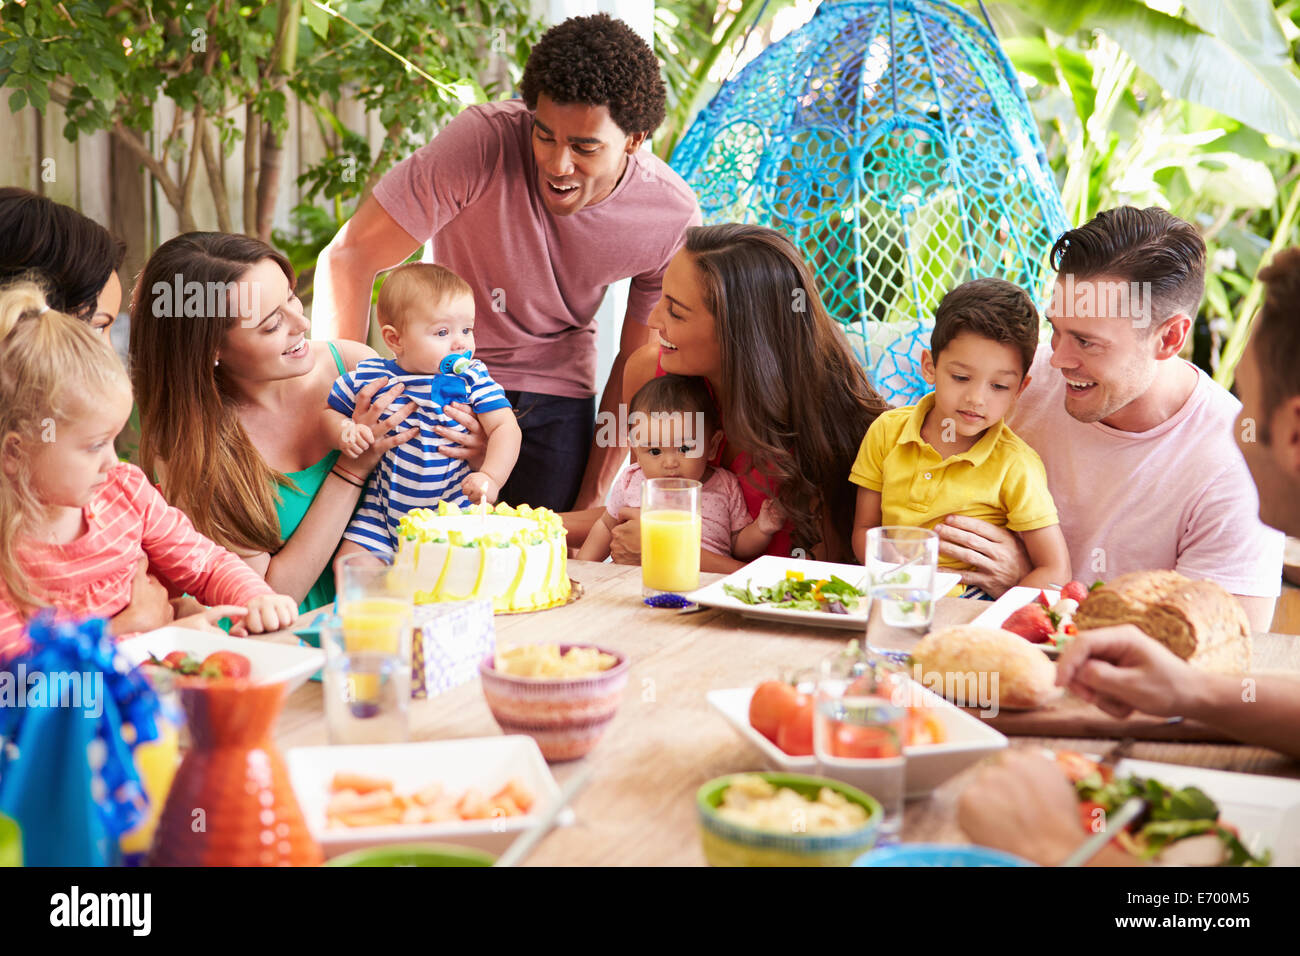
[323, 263, 522, 559]
[0, 284, 298, 659]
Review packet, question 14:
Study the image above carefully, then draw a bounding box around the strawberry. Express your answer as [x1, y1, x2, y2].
[1002, 603, 1056, 644]
[199, 650, 252, 679]
[163, 650, 191, 669]
[1061, 580, 1089, 604]
[1035, 590, 1051, 608]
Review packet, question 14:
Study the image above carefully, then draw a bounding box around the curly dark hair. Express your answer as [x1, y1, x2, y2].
[520, 14, 666, 136]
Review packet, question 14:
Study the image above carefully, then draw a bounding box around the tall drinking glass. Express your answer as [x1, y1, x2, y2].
[865, 526, 939, 630]
[814, 643, 907, 845]
[325, 553, 413, 744]
[640, 477, 702, 601]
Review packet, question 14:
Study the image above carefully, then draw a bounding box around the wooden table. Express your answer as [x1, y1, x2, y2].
[275, 560, 1300, 865]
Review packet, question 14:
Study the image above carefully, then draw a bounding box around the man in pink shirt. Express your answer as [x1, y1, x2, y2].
[312, 15, 702, 512]
[934, 206, 1282, 633]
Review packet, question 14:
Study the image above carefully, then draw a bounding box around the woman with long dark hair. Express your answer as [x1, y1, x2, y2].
[608, 223, 890, 568]
[0, 187, 126, 336]
[129, 233, 418, 612]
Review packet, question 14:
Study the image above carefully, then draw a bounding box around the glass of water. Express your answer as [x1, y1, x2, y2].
[865, 526, 939, 630]
[814, 643, 908, 845]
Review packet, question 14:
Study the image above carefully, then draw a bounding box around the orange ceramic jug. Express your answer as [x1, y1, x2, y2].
[147, 678, 321, 866]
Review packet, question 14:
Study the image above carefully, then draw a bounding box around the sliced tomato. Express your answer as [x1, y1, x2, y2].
[906, 708, 947, 747]
[832, 724, 901, 759]
[1054, 750, 1101, 783]
[775, 695, 815, 756]
[1078, 800, 1107, 834]
[749, 681, 803, 743]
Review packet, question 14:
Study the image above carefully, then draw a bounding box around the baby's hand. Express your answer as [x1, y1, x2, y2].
[235, 594, 298, 635]
[339, 419, 375, 459]
[462, 472, 498, 505]
[757, 498, 786, 535]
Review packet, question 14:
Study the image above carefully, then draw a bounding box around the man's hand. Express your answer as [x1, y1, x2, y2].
[1056, 626, 1202, 719]
[934, 514, 1031, 597]
[435, 402, 487, 472]
[957, 750, 1087, 867]
[108, 557, 174, 636]
[609, 506, 642, 565]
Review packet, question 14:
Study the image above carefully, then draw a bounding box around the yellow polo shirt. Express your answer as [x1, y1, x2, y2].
[850, 393, 1058, 569]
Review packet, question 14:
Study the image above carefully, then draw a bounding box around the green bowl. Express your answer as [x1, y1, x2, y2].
[324, 844, 495, 867]
[697, 772, 883, 867]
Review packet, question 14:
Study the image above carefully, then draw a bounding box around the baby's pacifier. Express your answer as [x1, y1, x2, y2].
[439, 350, 473, 376]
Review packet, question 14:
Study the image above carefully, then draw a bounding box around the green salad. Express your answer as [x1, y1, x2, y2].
[723, 572, 867, 614]
[1077, 770, 1271, 866]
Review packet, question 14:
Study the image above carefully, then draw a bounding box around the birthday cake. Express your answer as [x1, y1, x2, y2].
[393, 501, 570, 612]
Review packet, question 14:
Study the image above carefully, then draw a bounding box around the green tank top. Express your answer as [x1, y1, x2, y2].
[275, 342, 346, 614]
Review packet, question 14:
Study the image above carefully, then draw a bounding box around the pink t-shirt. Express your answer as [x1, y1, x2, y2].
[373, 100, 702, 399]
[607, 464, 752, 557]
[0, 463, 275, 657]
[1007, 345, 1283, 595]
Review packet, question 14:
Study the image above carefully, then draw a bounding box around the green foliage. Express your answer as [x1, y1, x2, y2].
[0, 1, 538, 239]
[653, 0, 800, 161]
[978, 0, 1300, 383]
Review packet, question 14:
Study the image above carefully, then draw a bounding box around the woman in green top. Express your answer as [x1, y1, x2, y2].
[128, 234, 482, 615]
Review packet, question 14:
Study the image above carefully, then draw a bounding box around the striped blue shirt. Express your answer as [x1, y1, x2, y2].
[328, 356, 512, 555]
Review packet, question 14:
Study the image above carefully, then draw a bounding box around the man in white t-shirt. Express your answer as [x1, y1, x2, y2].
[934, 206, 1282, 632]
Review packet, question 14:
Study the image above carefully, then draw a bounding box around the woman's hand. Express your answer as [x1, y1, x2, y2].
[349, 377, 419, 473]
[934, 515, 1031, 598]
[108, 557, 175, 636]
[435, 402, 488, 472]
[609, 506, 642, 565]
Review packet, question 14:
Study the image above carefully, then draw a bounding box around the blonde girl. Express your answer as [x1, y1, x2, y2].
[0, 283, 297, 657]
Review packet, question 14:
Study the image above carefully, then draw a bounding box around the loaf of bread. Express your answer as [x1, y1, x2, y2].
[1074, 570, 1251, 673]
[911, 625, 1059, 711]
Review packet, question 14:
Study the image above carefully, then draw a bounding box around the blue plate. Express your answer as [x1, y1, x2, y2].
[852, 843, 1037, 867]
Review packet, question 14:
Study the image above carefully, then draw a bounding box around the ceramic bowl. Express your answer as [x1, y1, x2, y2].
[696, 772, 882, 867]
[479, 644, 630, 762]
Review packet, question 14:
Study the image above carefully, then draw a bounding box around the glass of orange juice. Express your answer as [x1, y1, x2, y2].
[641, 477, 703, 602]
[326, 553, 413, 743]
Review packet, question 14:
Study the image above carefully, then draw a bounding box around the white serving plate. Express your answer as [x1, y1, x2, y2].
[117, 627, 325, 691]
[970, 586, 1064, 657]
[1107, 759, 1300, 866]
[707, 679, 1007, 798]
[688, 554, 963, 631]
[286, 736, 573, 859]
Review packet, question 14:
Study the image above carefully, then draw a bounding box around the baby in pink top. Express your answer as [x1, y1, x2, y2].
[0, 284, 298, 659]
[578, 376, 783, 561]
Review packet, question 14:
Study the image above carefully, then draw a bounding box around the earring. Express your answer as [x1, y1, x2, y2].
[214, 358, 220, 367]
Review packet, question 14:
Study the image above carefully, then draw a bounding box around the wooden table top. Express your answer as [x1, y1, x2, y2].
[273, 560, 1300, 866]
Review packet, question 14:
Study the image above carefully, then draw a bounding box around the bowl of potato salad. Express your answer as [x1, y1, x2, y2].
[479, 644, 630, 762]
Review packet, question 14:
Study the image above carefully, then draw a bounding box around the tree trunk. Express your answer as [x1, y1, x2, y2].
[201, 118, 235, 234]
[244, 104, 260, 236]
[256, 124, 283, 242]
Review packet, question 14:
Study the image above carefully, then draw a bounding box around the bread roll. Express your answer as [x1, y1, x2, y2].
[911, 625, 1058, 711]
[1074, 570, 1251, 673]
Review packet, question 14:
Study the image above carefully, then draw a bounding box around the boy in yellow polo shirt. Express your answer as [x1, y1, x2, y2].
[850, 278, 1071, 594]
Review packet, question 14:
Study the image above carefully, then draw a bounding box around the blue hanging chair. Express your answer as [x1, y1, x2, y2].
[671, 0, 1070, 405]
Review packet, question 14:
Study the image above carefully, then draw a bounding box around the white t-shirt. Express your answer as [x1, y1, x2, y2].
[1007, 345, 1283, 596]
